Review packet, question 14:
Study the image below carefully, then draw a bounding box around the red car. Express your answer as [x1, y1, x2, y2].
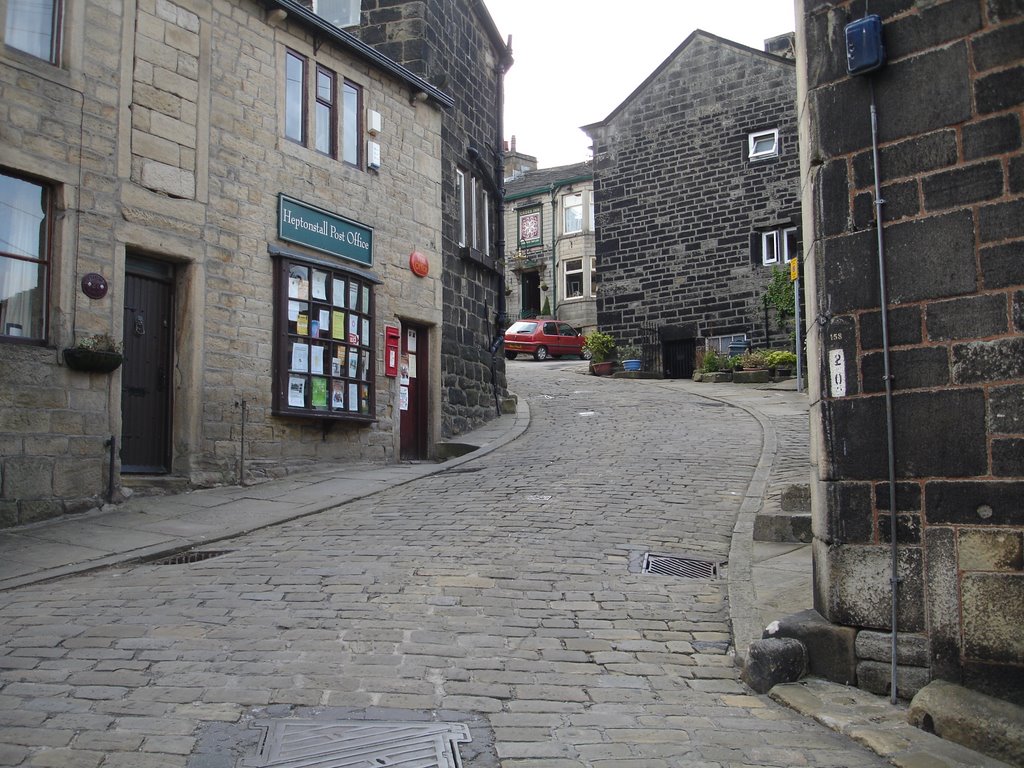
[504, 320, 592, 361]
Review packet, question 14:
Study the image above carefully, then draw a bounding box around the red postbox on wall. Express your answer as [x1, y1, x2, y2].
[384, 325, 400, 377]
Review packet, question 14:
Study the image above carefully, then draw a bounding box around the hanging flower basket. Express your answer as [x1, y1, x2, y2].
[64, 348, 123, 373]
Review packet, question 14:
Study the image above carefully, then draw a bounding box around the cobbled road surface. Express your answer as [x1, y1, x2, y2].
[0, 361, 889, 767]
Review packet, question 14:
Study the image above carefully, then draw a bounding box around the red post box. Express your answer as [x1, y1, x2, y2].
[384, 325, 400, 377]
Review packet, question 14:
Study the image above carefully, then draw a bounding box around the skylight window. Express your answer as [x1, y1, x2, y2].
[313, 0, 360, 28]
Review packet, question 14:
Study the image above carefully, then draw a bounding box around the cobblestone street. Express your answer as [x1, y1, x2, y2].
[0, 362, 889, 767]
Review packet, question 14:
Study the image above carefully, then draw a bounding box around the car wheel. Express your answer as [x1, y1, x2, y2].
[582, 348, 593, 360]
[534, 346, 548, 361]
[505, 351, 517, 360]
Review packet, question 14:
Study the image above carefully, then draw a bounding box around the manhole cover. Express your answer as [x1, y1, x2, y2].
[642, 552, 722, 579]
[245, 719, 471, 768]
[145, 549, 233, 566]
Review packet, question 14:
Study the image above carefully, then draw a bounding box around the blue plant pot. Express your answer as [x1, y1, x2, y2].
[622, 359, 642, 372]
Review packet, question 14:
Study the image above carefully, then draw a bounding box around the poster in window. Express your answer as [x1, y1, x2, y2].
[333, 278, 346, 307]
[311, 377, 328, 408]
[360, 350, 370, 381]
[288, 265, 309, 300]
[331, 352, 342, 377]
[348, 382, 357, 411]
[361, 318, 369, 346]
[399, 385, 409, 411]
[399, 355, 410, 385]
[291, 342, 309, 372]
[319, 309, 331, 335]
[347, 349, 359, 378]
[332, 310, 345, 339]
[310, 345, 324, 375]
[331, 380, 344, 409]
[407, 328, 417, 353]
[348, 313, 359, 344]
[312, 270, 328, 300]
[362, 286, 370, 311]
[288, 301, 301, 321]
[288, 375, 306, 407]
[407, 353, 416, 379]
[297, 313, 308, 336]
[348, 283, 359, 311]
[360, 384, 369, 415]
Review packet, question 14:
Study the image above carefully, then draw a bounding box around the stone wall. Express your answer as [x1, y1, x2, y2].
[357, 0, 509, 436]
[798, 0, 1024, 703]
[586, 32, 800, 352]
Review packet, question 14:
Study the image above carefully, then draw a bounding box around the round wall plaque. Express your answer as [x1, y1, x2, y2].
[81, 273, 109, 299]
[409, 251, 429, 277]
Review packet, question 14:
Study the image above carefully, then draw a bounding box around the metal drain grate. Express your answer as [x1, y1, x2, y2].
[145, 549, 233, 566]
[642, 552, 722, 579]
[246, 719, 471, 768]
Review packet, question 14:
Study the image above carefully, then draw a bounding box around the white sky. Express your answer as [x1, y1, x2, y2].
[484, 1, 797, 168]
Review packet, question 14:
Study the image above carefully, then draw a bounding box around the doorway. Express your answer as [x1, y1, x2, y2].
[121, 256, 174, 473]
[399, 323, 429, 460]
[663, 338, 697, 379]
[520, 271, 541, 317]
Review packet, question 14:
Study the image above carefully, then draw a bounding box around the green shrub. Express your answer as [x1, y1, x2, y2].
[583, 330, 616, 363]
[700, 348, 723, 373]
[765, 350, 798, 368]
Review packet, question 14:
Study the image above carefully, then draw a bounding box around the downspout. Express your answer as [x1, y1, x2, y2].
[870, 83, 900, 705]
[549, 189, 557, 316]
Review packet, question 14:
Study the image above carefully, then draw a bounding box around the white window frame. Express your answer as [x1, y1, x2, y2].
[470, 177, 478, 249]
[563, 192, 583, 235]
[748, 128, 779, 161]
[482, 189, 490, 255]
[563, 258, 584, 300]
[708, 334, 748, 354]
[313, 0, 360, 28]
[589, 257, 597, 297]
[782, 227, 798, 263]
[455, 169, 466, 247]
[761, 231, 780, 266]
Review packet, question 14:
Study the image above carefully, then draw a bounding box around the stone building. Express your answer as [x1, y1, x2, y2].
[352, 0, 512, 435]
[0, 0, 461, 526]
[798, 0, 1024, 702]
[503, 161, 597, 334]
[583, 31, 800, 378]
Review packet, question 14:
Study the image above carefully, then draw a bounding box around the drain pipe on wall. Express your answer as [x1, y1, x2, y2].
[846, 12, 899, 704]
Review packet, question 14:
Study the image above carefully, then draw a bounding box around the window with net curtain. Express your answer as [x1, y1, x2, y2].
[5, 0, 60, 62]
[0, 173, 49, 341]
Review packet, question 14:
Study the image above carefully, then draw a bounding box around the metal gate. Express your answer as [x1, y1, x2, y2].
[663, 337, 696, 379]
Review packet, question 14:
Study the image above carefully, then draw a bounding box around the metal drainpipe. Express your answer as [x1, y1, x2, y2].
[869, 81, 900, 705]
[549, 191, 557, 315]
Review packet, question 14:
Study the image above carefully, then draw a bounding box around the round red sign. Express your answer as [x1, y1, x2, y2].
[409, 250, 429, 277]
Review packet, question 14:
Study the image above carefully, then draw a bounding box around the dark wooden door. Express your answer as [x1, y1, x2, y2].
[399, 323, 428, 460]
[121, 258, 174, 473]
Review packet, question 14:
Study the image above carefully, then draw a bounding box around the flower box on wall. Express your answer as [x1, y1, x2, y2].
[63, 348, 123, 373]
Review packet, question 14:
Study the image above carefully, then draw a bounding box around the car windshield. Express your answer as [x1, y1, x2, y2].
[507, 322, 538, 334]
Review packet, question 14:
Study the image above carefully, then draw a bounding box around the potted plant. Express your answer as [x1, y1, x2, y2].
[584, 330, 616, 376]
[740, 349, 769, 370]
[764, 349, 798, 378]
[618, 344, 642, 372]
[64, 333, 124, 373]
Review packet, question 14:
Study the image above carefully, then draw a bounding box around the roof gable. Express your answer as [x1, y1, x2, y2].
[581, 29, 794, 134]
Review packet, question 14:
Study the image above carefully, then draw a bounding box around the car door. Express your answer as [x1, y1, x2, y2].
[557, 322, 581, 356]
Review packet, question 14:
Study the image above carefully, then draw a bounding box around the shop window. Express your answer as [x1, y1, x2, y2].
[274, 255, 375, 421]
[0, 171, 50, 342]
[4, 0, 61, 63]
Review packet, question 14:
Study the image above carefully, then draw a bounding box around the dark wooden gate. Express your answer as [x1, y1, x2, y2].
[663, 338, 697, 379]
[121, 257, 174, 473]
